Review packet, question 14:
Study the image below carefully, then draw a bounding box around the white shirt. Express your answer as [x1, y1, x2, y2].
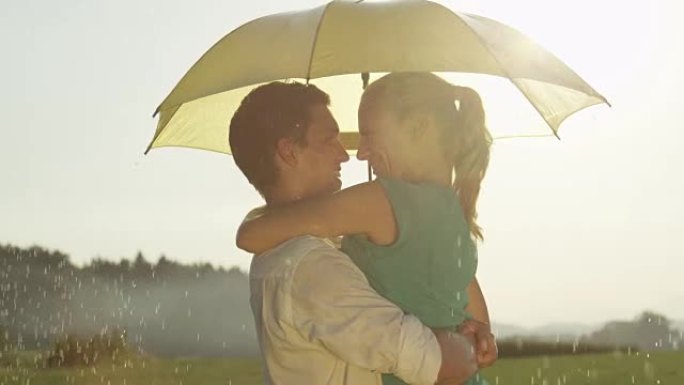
[249, 235, 441, 385]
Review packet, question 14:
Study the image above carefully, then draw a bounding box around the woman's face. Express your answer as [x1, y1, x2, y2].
[356, 99, 414, 179]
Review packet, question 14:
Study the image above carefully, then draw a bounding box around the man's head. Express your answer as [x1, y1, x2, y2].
[230, 81, 349, 204]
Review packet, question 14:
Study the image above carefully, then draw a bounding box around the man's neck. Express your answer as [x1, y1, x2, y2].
[265, 183, 306, 208]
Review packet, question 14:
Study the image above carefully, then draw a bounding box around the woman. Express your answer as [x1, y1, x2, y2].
[237, 72, 496, 385]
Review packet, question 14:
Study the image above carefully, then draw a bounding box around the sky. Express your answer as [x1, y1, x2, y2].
[1, 0, 683, 328]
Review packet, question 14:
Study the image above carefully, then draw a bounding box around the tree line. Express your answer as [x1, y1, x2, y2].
[1, 243, 681, 359]
[1, 243, 257, 357]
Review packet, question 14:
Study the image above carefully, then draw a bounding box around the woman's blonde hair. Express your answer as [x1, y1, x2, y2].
[361, 72, 492, 240]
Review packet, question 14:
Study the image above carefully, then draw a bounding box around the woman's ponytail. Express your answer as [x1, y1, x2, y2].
[451, 86, 492, 241]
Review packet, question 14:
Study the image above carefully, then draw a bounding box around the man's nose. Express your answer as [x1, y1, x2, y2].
[337, 139, 350, 163]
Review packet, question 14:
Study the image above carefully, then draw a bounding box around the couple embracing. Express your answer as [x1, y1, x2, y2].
[230, 72, 497, 385]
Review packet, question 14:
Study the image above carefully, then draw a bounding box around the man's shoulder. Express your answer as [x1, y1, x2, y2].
[249, 235, 345, 278]
[262, 235, 338, 257]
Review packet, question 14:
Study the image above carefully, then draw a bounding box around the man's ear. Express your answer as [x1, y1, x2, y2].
[275, 137, 299, 168]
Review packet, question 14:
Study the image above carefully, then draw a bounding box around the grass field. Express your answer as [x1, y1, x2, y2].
[1, 351, 682, 385]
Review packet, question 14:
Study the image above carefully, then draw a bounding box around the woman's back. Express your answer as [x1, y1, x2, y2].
[342, 177, 478, 328]
[342, 177, 486, 385]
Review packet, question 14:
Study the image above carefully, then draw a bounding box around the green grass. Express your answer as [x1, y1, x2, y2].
[1, 351, 682, 385]
[480, 351, 683, 385]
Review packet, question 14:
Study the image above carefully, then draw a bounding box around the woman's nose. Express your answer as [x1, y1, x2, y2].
[356, 141, 369, 161]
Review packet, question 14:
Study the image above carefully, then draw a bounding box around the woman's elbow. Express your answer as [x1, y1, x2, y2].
[235, 226, 258, 253]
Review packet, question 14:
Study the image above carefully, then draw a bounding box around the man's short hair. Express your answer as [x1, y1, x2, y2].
[229, 81, 330, 196]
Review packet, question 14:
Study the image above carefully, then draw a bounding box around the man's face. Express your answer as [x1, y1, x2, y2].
[294, 104, 350, 199]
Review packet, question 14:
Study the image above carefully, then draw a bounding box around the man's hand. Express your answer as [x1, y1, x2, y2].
[458, 319, 498, 368]
[432, 328, 478, 385]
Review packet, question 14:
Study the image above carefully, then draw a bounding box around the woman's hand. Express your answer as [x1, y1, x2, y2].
[457, 319, 498, 368]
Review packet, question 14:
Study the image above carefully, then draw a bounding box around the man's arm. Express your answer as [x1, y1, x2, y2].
[291, 247, 476, 385]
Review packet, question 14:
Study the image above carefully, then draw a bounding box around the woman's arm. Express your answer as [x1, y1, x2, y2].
[463, 277, 498, 368]
[236, 181, 396, 254]
[465, 277, 490, 324]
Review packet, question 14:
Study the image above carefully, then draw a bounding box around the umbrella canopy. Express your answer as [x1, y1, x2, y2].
[148, 0, 608, 154]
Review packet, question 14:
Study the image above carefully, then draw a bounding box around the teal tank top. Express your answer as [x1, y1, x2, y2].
[341, 177, 487, 385]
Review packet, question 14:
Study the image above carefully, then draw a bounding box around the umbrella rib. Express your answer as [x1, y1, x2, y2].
[145, 106, 182, 155]
[305, 1, 334, 84]
[453, 13, 562, 138]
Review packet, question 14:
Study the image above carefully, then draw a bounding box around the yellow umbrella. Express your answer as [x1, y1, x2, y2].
[147, 0, 609, 155]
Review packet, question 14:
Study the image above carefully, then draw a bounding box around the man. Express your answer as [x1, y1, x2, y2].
[230, 81, 479, 385]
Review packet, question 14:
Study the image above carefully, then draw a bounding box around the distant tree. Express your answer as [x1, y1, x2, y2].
[634, 311, 673, 350]
[132, 252, 153, 278]
[119, 259, 131, 271]
[87, 258, 121, 278]
[587, 310, 679, 351]
[191, 262, 215, 279]
[155, 255, 182, 277]
[226, 266, 246, 279]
